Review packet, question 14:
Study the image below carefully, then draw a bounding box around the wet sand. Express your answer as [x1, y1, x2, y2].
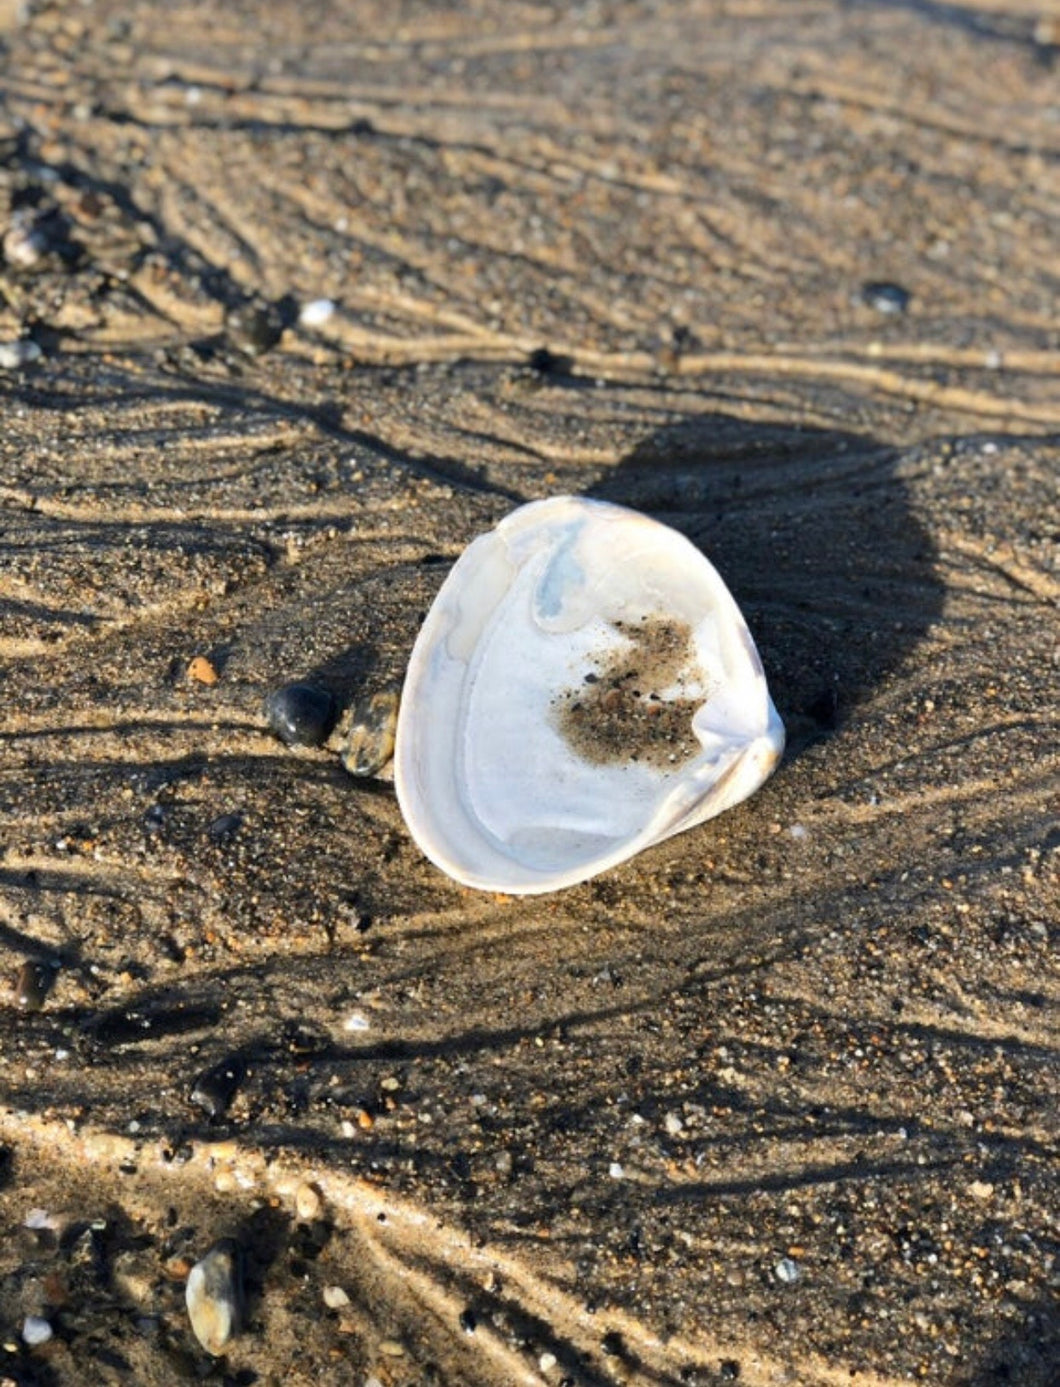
[1, 2, 1057, 1384]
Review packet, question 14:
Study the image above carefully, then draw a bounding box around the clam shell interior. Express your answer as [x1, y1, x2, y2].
[395, 496, 784, 894]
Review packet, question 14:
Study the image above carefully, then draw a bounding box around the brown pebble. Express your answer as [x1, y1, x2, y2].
[187, 656, 219, 685]
[16, 960, 54, 1011]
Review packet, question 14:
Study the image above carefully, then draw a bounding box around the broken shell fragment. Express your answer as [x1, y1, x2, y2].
[186, 1239, 243, 1356]
[394, 496, 784, 894]
[343, 689, 399, 777]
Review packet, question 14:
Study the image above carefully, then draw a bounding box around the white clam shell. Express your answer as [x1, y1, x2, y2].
[395, 496, 784, 894]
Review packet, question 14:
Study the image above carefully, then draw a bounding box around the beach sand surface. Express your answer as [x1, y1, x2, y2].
[0, 2, 1057, 1384]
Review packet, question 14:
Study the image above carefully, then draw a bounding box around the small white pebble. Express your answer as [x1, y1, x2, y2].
[22, 1316, 52, 1346]
[323, 1283, 350, 1309]
[340, 1119, 357, 1138]
[774, 1257, 801, 1284]
[984, 349, 1002, 370]
[295, 1181, 323, 1221]
[0, 339, 41, 369]
[789, 823, 808, 840]
[300, 297, 336, 327]
[969, 1180, 994, 1200]
[343, 1010, 370, 1032]
[609, 1161, 625, 1179]
[539, 1351, 558, 1371]
[663, 1112, 684, 1137]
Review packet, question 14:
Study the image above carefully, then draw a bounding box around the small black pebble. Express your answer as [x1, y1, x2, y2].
[16, 959, 54, 1011]
[720, 1361, 742, 1381]
[265, 683, 336, 747]
[225, 298, 285, 355]
[189, 1055, 246, 1119]
[528, 345, 563, 374]
[207, 811, 243, 842]
[459, 1307, 477, 1334]
[860, 281, 911, 314]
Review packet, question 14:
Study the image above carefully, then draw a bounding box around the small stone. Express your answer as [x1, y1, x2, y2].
[295, 1181, 323, 1221]
[493, 1149, 513, 1178]
[378, 1338, 405, 1357]
[774, 1257, 801, 1284]
[540, 1351, 558, 1371]
[342, 689, 400, 777]
[225, 298, 285, 356]
[21, 1316, 52, 1347]
[16, 960, 54, 1011]
[609, 1161, 624, 1179]
[3, 216, 49, 269]
[527, 346, 571, 375]
[189, 1055, 245, 1119]
[265, 683, 335, 747]
[207, 811, 243, 843]
[969, 1180, 994, 1200]
[187, 656, 219, 685]
[299, 298, 336, 327]
[323, 1284, 350, 1309]
[663, 1111, 683, 1137]
[185, 1240, 243, 1356]
[860, 281, 911, 314]
[0, 339, 42, 370]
